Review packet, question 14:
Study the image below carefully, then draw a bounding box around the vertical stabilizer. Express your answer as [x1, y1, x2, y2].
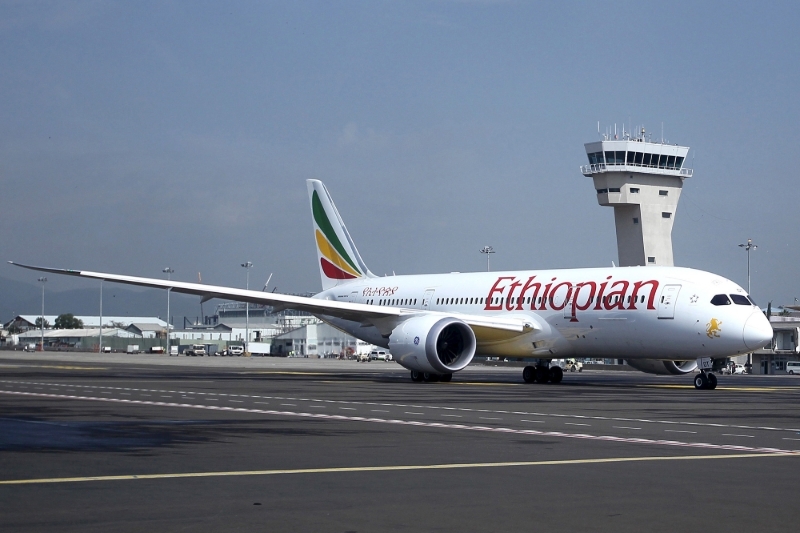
[307, 180, 374, 291]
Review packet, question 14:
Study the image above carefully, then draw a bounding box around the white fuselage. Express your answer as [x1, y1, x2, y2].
[315, 266, 771, 362]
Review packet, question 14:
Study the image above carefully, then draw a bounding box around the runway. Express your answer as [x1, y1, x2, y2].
[2, 353, 799, 532]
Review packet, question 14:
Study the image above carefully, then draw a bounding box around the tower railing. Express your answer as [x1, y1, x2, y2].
[580, 163, 692, 177]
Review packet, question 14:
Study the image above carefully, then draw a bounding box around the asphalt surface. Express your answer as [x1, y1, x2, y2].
[1, 352, 799, 532]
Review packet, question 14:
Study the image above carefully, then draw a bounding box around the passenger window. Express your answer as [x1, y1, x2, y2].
[730, 294, 751, 305]
[711, 294, 731, 306]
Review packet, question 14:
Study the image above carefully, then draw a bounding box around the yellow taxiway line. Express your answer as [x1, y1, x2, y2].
[2, 452, 797, 486]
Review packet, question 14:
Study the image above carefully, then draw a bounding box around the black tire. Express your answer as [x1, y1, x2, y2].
[423, 373, 440, 383]
[549, 366, 564, 384]
[440, 373, 453, 383]
[790, 370, 794, 375]
[570, 366, 576, 372]
[410, 370, 423, 382]
[535, 366, 549, 384]
[694, 373, 708, 390]
[708, 372, 718, 389]
[522, 366, 536, 383]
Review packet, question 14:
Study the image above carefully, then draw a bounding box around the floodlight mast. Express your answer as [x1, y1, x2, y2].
[480, 246, 495, 272]
[241, 262, 253, 354]
[38, 277, 47, 351]
[163, 268, 174, 353]
[738, 239, 757, 295]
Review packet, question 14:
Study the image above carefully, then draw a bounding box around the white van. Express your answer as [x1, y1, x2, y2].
[786, 361, 800, 375]
[369, 350, 392, 362]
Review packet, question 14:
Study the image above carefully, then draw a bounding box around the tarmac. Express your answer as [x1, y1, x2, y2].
[1, 352, 799, 532]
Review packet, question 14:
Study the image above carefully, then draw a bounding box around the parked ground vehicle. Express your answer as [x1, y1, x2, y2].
[227, 345, 244, 356]
[787, 361, 800, 375]
[23, 343, 36, 352]
[356, 352, 371, 362]
[554, 358, 583, 372]
[369, 350, 391, 361]
[185, 344, 206, 356]
[126, 344, 140, 354]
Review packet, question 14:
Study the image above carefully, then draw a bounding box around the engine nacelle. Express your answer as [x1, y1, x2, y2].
[626, 358, 698, 375]
[389, 315, 476, 374]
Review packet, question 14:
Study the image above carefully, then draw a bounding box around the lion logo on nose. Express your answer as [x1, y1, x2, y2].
[706, 318, 722, 338]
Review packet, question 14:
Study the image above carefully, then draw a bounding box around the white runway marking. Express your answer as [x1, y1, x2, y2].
[2, 389, 797, 455]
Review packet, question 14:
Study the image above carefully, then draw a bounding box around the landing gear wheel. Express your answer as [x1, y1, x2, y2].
[523, 366, 536, 383]
[535, 366, 549, 384]
[422, 373, 440, 383]
[548, 366, 564, 384]
[694, 373, 709, 390]
[440, 373, 453, 383]
[707, 372, 717, 389]
[410, 370, 423, 382]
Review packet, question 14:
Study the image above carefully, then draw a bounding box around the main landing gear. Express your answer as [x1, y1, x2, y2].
[522, 363, 563, 384]
[693, 370, 717, 390]
[409, 370, 453, 383]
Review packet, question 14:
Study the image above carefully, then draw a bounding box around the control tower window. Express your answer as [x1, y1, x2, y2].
[596, 189, 608, 194]
[647, 257, 656, 263]
[711, 294, 731, 306]
[626, 151, 635, 164]
[662, 212, 672, 218]
[605, 151, 614, 165]
[588, 152, 604, 165]
[642, 153, 652, 166]
[675, 156, 685, 169]
[658, 154, 668, 168]
[659, 190, 668, 196]
[608, 187, 621, 192]
[630, 188, 640, 193]
[634, 152, 643, 165]
[667, 155, 676, 169]
[615, 151, 625, 164]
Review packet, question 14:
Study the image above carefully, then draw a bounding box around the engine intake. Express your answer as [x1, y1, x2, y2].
[389, 316, 477, 374]
[626, 358, 698, 375]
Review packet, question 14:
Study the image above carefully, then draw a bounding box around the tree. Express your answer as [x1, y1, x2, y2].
[34, 317, 49, 329]
[54, 314, 83, 329]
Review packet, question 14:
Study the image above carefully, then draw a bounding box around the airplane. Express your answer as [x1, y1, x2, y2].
[10, 179, 773, 390]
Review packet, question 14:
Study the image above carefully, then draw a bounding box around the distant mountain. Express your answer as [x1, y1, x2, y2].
[0, 276, 220, 325]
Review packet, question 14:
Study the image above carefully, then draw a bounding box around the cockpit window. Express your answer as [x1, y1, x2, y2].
[711, 294, 731, 306]
[730, 294, 751, 306]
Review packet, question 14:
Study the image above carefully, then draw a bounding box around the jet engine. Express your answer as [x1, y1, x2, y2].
[626, 359, 698, 375]
[389, 315, 476, 375]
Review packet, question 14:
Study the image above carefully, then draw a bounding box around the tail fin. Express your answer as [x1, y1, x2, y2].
[307, 180, 375, 291]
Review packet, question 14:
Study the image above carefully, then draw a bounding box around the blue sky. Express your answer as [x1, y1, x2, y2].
[2, 1, 798, 306]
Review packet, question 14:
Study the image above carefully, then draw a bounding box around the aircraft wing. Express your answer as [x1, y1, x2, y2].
[8, 262, 534, 337]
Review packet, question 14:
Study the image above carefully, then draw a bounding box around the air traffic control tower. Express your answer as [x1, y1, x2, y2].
[580, 128, 692, 266]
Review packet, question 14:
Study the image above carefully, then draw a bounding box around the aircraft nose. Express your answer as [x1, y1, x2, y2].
[743, 311, 773, 351]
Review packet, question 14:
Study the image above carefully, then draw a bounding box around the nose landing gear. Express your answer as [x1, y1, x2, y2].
[694, 370, 718, 390]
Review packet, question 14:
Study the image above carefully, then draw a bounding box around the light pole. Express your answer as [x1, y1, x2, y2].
[480, 246, 495, 272]
[241, 261, 253, 353]
[99, 280, 103, 354]
[163, 268, 174, 354]
[38, 277, 47, 351]
[738, 238, 757, 295]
